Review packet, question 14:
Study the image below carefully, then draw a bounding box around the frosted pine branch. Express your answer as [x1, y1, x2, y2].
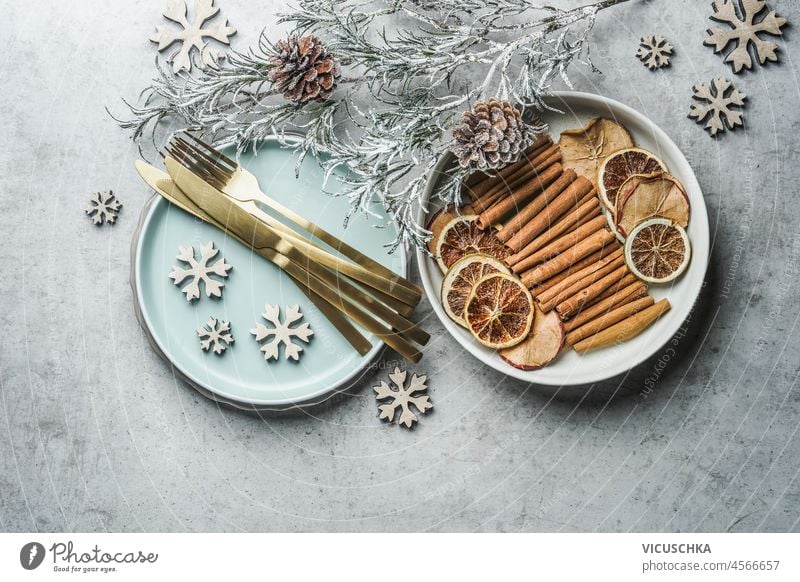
[114, 0, 631, 249]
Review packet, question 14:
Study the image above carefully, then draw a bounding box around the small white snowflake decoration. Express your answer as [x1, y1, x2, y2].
[150, 0, 237, 73]
[704, 0, 787, 73]
[168, 242, 232, 301]
[374, 367, 432, 429]
[251, 304, 314, 362]
[197, 316, 234, 354]
[689, 78, 746, 136]
[85, 191, 122, 225]
[636, 35, 673, 70]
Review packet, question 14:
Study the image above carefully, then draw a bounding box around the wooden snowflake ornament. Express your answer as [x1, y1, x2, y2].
[636, 35, 673, 70]
[85, 191, 122, 225]
[251, 305, 314, 362]
[150, 0, 236, 73]
[168, 242, 232, 301]
[374, 367, 432, 429]
[197, 316, 234, 354]
[689, 78, 746, 136]
[704, 0, 787, 73]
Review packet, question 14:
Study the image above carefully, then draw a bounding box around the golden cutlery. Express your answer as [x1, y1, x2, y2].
[135, 161, 374, 356]
[167, 134, 423, 306]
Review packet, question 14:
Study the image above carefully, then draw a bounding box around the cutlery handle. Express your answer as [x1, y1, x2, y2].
[255, 194, 424, 298]
[262, 249, 423, 363]
[245, 201, 421, 308]
[277, 242, 430, 347]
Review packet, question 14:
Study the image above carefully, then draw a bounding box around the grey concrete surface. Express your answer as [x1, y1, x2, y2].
[1, 0, 799, 532]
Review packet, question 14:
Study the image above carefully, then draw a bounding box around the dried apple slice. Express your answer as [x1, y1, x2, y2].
[558, 117, 634, 184]
[465, 273, 534, 349]
[499, 305, 565, 370]
[615, 172, 690, 238]
[435, 214, 510, 273]
[441, 254, 510, 327]
[598, 147, 667, 210]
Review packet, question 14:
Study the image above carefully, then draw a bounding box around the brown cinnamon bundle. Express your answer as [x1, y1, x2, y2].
[497, 170, 577, 243]
[521, 228, 615, 288]
[506, 192, 600, 264]
[476, 163, 562, 229]
[512, 214, 607, 273]
[466, 135, 552, 205]
[566, 296, 655, 346]
[572, 299, 671, 353]
[586, 273, 639, 307]
[502, 177, 594, 252]
[555, 264, 629, 319]
[534, 247, 625, 312]
[530, 248, 607, 294]
[564, 281, 648, 333]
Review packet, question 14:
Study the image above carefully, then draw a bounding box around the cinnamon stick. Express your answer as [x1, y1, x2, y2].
[477, 163, 562, 229]
[506, 191, 600, 262]
[503, 176, 594, 251]
[564, 281, 648, 332]
[566, 296, 655, 346]
[497, 169, 577, 243]
[572, 299, 671, 354]
[555, 264, 629, 320]
[471, 145, 560, 213]
[530, 249, 606, 293]
[467, 136, 552, 202]
[535, 247, 625, 312]
[587, 273, 639, 307]
[512, 214, 608, 273]
[521, 228, 615, 288]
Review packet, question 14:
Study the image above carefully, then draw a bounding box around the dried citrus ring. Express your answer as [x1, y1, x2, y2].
[441, 254, 510, 327]
[465, 272, 534, 349]
[598, 147, 667, 210]
[615, 172, 690, 238]
[624, 218, 691, 283]
[435, 214, 510, 273]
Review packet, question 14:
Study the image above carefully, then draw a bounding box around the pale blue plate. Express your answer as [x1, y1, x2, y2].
[132, 135, 406, 409]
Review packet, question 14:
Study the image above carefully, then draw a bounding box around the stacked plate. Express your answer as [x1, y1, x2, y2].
[130, 135, 407, 411]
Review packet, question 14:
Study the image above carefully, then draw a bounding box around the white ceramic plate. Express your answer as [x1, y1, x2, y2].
[416, 91, 709, 385]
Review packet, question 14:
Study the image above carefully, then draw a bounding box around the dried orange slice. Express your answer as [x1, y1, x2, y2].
[425, 204, 473, 255]
[615, 172, 690, 238]
[441, 254, 510, 327]
[624, 218, 691, 283]
[435, 214, 510, 273]
[465, 273, 534, 349]
[598, 147, 667, 210]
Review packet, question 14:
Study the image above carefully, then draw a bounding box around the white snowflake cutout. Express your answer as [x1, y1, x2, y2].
[168, 241, 232, 301]
[374, 367, 432, 429]
[197, 316, 234, 354]
[150, 0, 237, 73]
[251, 304, 314, 362]
[636, 35, 673, 70]
[85, 191, 122, 225]
[689, 78, 746, 136]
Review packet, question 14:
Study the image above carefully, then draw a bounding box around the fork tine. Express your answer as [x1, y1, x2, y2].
[165, 144, 227, 190]
[182, 132, 238, 172]
[174, 137, 232, 183]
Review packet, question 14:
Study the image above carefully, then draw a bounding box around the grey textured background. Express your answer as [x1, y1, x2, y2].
[2, 0, 799, 532]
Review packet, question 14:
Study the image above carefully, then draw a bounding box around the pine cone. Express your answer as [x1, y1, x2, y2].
[269, 35, 341, 103]
[451, 99, 533, 170]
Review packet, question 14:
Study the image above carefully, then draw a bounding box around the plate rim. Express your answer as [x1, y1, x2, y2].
[415, 90, 710, 386]
[130, 135, 407, 410]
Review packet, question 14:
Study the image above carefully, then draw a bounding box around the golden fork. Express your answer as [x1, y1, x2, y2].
[136, 162, 423, 363]
[166, 134, 423, 307]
